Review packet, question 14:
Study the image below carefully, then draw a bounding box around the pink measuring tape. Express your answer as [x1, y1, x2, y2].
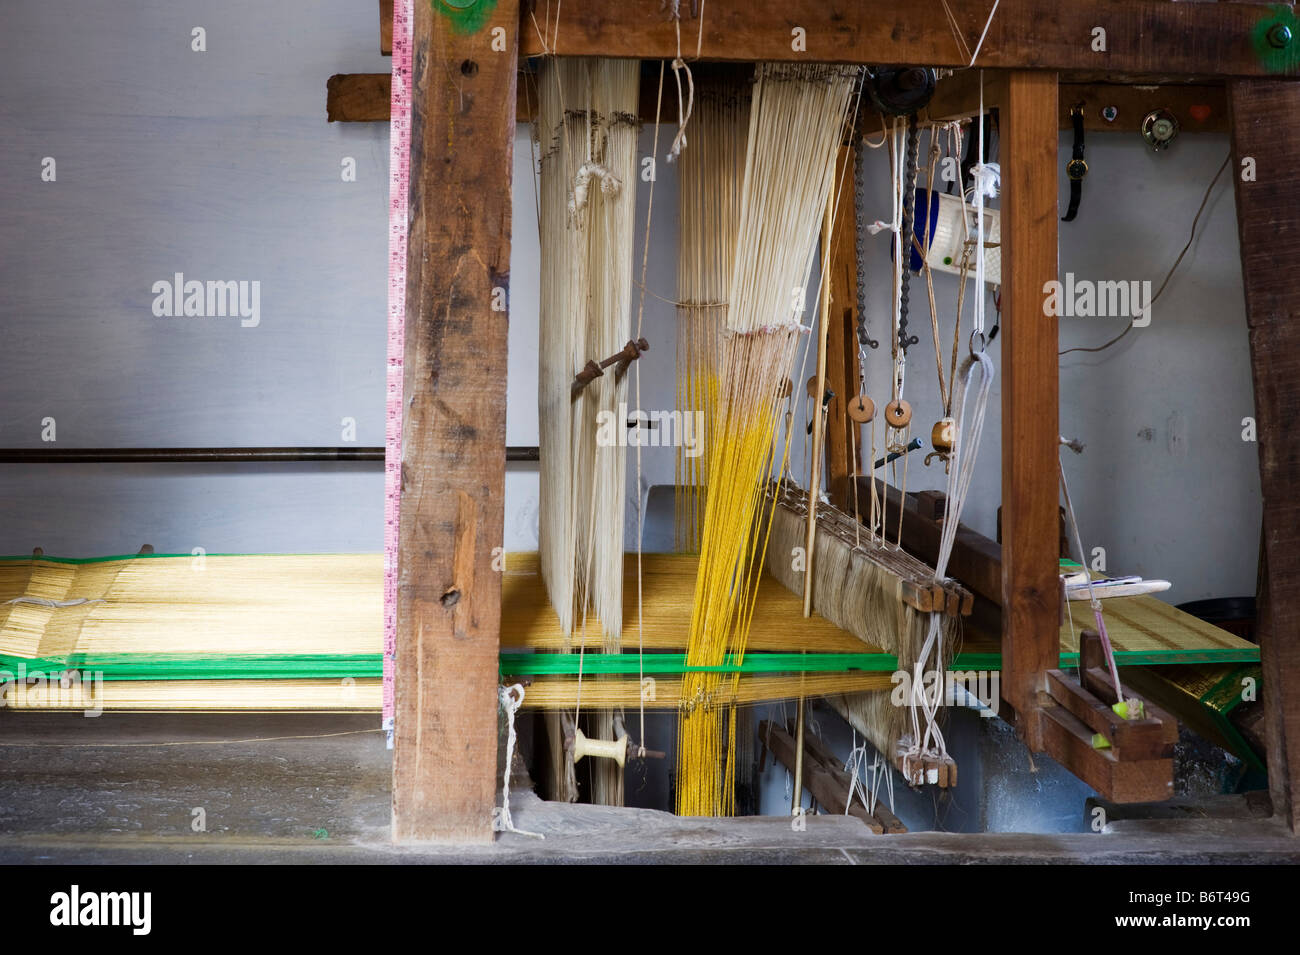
[382, 0, 413, 745]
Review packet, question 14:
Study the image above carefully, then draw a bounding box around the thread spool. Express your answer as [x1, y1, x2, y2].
[884, 399, 912, 428]
[572, 728, 628, 768]
[931, 417, 955, 452]
[847, 395, 875, 423]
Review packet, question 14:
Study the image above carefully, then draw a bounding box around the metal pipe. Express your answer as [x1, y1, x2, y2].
[0, 446, 540, 463]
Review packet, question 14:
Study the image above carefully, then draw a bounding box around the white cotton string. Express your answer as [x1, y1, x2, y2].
[569, 162, 622, 218]
[496, 684, 544, 839]
[866, 220, 895, 235]
[890, 118, 906, 403]
[968, 0, 1002, 68]
[901, 77, 998, 780]
[666, 3, 695, 162]
[5, 597, 105, 608]
[1059, 456, 1125, 703]
[529, 5, 552, 55]
[843, 729, 872, 814]
[869, 751, 895, 815]
[667, 58, 694, 162]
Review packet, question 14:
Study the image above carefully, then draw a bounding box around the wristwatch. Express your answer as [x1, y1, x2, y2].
[1062, 105, 1087, 222]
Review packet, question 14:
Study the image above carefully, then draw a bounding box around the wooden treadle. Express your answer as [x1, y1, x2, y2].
[1042, 630, 1177, 803]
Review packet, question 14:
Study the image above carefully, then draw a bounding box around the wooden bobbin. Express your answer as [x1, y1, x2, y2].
[931, 416, 955, 452]
[884, 399, 912, 428]
[847, 395, 876, 423]
[572, 728, 628, 768]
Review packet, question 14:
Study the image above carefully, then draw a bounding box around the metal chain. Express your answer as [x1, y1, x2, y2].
[854, 133, 877, 354]
[897, 114, 921, 355]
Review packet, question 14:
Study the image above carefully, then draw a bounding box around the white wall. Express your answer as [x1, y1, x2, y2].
[0, 1, 393, 554]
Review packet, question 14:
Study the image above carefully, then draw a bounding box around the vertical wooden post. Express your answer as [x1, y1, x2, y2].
[1228, 79, 1300, 833]
[999, 71, 1060, 751]
[825, 144, 863, 510]
[392, 0, 519, 842]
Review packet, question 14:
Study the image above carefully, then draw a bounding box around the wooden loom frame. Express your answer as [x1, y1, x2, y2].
[392, 0, 1300, 841]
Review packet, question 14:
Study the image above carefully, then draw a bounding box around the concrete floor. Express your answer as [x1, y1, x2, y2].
[1, 712, 1297, 864]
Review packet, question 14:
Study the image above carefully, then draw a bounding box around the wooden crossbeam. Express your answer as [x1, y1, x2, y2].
[516, 1, 1298, 78]
[928, 72, 1229, 133]
[326, 73, 390, 122]
[330, 73, 1236, 129]
[391, 0, 520, 843]
[327, 71, 672, 123]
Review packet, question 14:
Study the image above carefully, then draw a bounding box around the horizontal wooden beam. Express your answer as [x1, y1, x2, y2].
[1057, 83, 1228, 133]
[519, 1, 1299, 79]
[332, 72, 1234, 135]
[327, 73, 390, 122]
[929, 72, 1229, 133]
[327, 71, 672, 123]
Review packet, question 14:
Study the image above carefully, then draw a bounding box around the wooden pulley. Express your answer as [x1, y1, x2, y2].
[931, 417, 955, 452]
[806, 376, 819, 398]
[847, 395, 875, 423]
[884, 399, 912, 428]
[778, 377, 794, 399]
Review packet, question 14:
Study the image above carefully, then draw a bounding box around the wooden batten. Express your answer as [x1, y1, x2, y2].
[768, 480, 973, 617]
